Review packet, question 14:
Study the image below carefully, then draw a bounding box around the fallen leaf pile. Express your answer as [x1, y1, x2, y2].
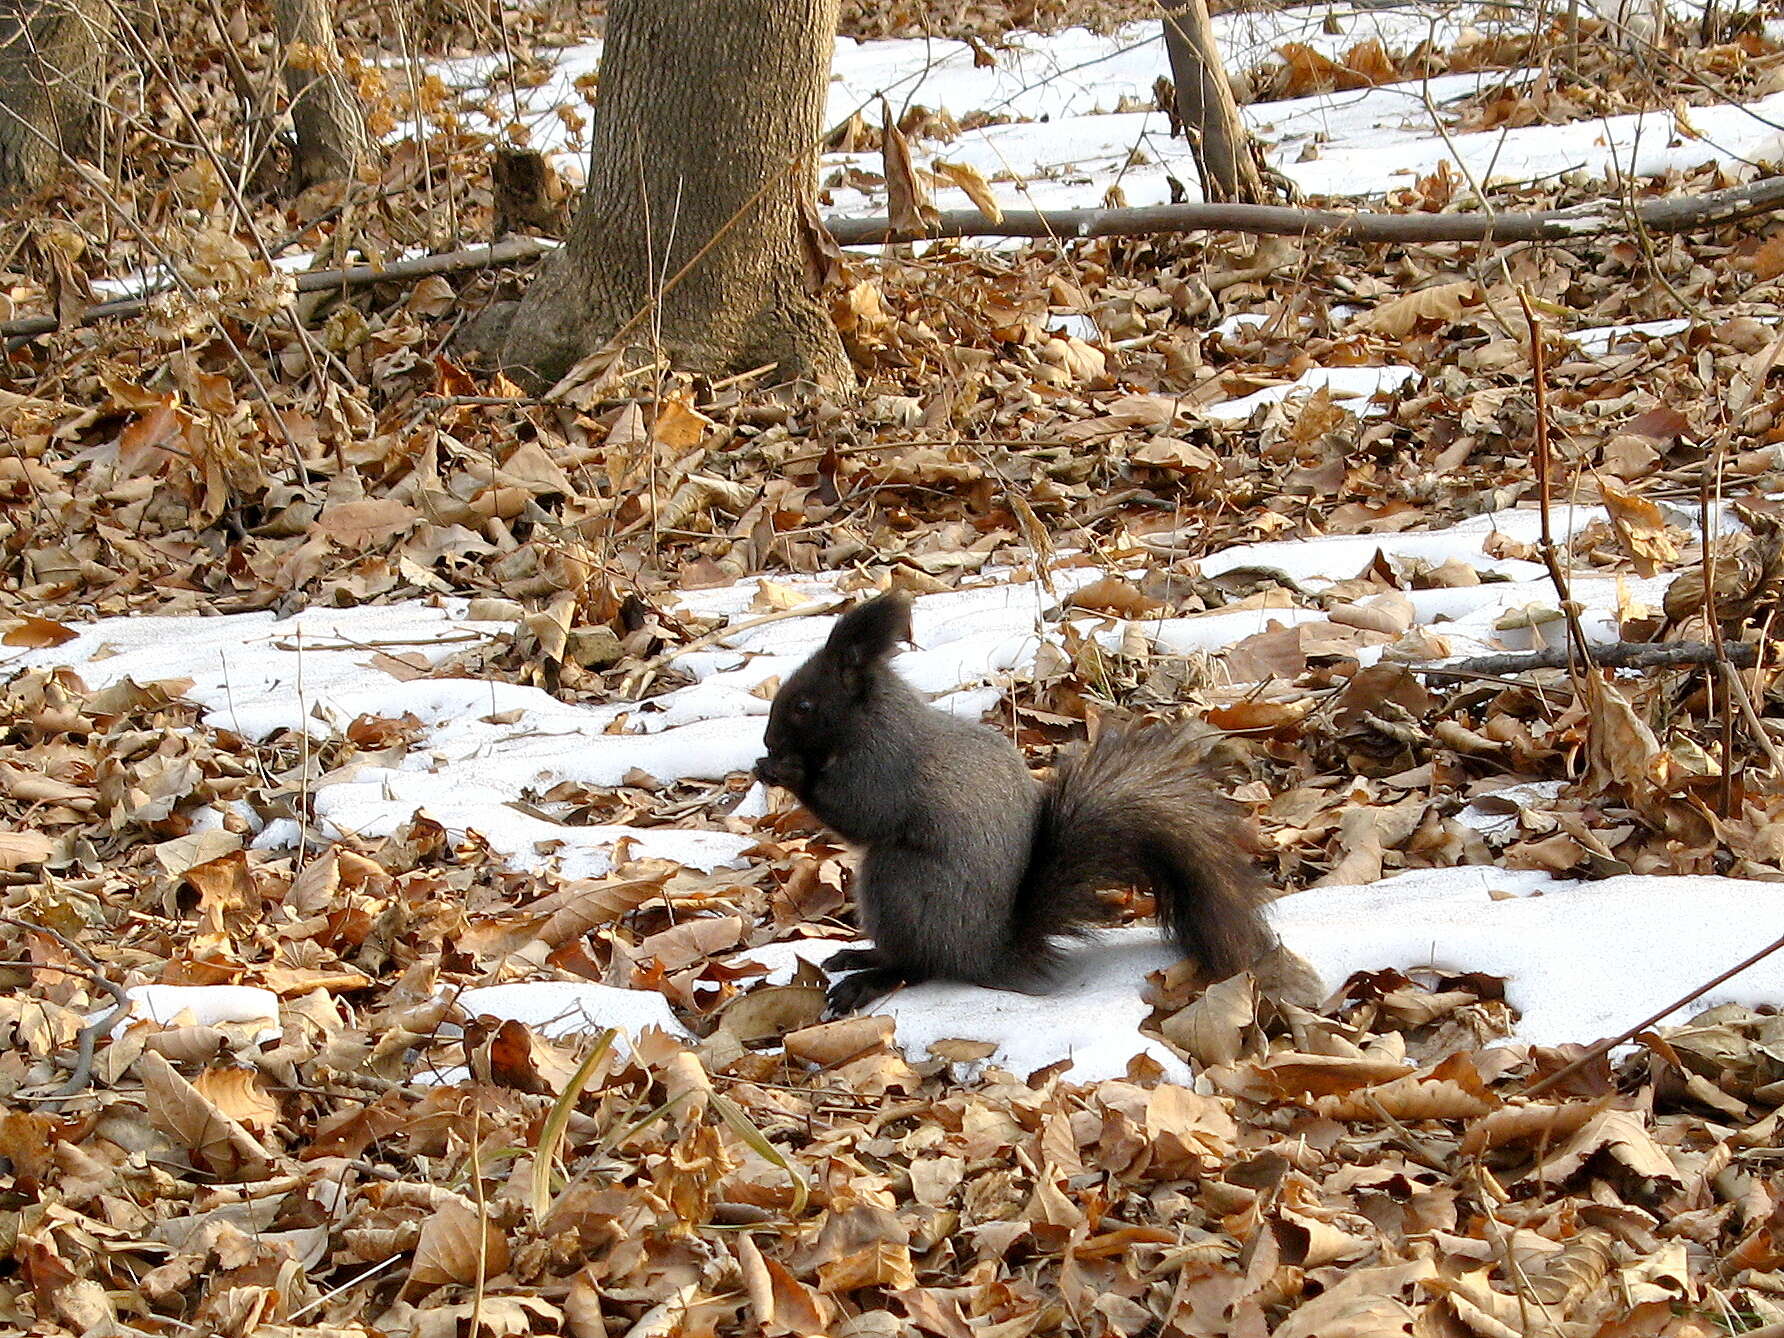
[5, 0, 1784, 1331]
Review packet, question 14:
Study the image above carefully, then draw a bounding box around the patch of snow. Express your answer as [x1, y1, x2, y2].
[740, 867, 1784, 1078]
[1567, 318, 1693, 355]
[452, 980, 688, 1044]
[1200, 364, 1419, 422]
[108, 984, 282, 1044]
[736, 935, 1193, 1085]
[1280, 869, 1784, 1048]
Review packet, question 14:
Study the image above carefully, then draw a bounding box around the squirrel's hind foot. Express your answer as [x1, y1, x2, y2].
[825, 964, 917, 1015]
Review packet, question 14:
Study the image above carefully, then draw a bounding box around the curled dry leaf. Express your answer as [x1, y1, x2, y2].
[720, 983, 828, 1043]
[784, 1014, 895, 1066]
[2, 615, 77, 647]
[931, 159, 1003, 221]
[1514, 1108, 1682, 1189]
[1353, 280, 1481, 337]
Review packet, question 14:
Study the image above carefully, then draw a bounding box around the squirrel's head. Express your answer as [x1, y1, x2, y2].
[755, 591, 912, 794]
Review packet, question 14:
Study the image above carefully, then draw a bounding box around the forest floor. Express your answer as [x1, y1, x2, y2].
[4, 0, 1784, 1334]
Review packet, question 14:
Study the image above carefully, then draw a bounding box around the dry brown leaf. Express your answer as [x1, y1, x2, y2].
[1516, 1108, 1681, 1188]
[636, 915, 745, 970]
[135, 1050, 275, 1181]
[408, 1196, 512, 1290]
[931, 159, 1002, 221]
[653, 391, 714, 449]
[785, 1014, 895, 1065]
[1353, 280, 1481, 337]
[1132, 436, 1217, 473]
[316, 498, 420, 549]
[2, 615, 77, 647]
[1270, 1257, 1436, 1338]
[721, 983, 828, 1043]
[1161, 971, 1257, 1068]
[1599, 481, 1676, 577]
[190, 1066, 280, 1133]
[882, 100, 938, 238]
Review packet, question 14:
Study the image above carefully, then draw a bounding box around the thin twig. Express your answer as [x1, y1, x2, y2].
[0, 915, 130, 1098]
[1517, 288, 1596, 677]
[1522, 931, 1784, 1098]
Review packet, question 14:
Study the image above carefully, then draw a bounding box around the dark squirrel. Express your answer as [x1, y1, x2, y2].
[754, 591, 1276, 1013]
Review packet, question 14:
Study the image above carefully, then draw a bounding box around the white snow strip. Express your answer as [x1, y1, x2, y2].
[734, 867, 1784, 1080]
[1200, 364, 1419, 422]
[107, 984, 282, 1044]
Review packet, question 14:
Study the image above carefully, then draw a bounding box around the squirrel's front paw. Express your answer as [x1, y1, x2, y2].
[825, 966, 908, 1015]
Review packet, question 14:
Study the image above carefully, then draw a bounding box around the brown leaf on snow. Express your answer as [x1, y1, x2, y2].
[785, 1014, 895, 1066]
[719, 983, 828, 1043]
[931, 159, 1003, 222]
[1599, 481, 1677, 577]
[1161, 970, 1259, 1068]
[635, 915, 746, 971]
[2, 615, 78, 647]
[881, 99, 939, 239]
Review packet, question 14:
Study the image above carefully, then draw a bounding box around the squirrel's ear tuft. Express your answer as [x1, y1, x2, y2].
[826, 591, 912, 668]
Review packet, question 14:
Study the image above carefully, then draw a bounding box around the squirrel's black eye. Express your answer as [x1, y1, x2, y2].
[792, 696, 815, 716]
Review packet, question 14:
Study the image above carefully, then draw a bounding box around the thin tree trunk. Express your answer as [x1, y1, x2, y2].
[1161, 0, 1268, 205]
[0, 0, 113, 197]
[499, 0, 849, 390]
[272, 0, 368, 189]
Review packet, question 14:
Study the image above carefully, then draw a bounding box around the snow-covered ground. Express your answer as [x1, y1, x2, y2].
[431, 15, 1784, 222]
[17, 494, 1784, 1083]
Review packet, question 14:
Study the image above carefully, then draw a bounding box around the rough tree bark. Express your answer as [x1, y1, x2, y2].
[272, 0, 369, 189]
[1161, 0, 1268, 205]
[499, 0, 850, 389]
[0, 0, 113, 197]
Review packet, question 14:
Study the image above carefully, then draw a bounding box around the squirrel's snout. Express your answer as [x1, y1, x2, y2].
[756, 753, 803, 790]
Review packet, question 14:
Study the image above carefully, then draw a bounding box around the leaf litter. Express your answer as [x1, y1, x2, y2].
[6, 0, 1784, 1333]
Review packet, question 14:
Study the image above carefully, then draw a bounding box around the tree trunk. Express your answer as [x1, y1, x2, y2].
[0, 0, 113, 197]
[272, 0, 369, 189]
[1161, 0, 1268, 205]
[499, 0, 850, 389]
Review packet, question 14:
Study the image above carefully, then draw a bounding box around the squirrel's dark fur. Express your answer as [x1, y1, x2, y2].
[754, 591, 1276, 1013]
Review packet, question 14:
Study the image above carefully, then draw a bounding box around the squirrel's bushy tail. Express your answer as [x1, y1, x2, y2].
[1019, 722, 1275, 977]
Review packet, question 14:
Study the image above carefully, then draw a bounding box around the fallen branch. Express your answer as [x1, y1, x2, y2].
[1422, 640, 1759, 676]
[2, 237, 556, 340]
[826, 171, 1784, 246]
[13, 169, 1784, 341]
